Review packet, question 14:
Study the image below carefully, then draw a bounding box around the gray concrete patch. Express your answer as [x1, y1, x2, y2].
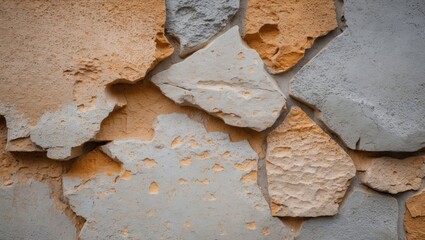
[0, 181, 76, 240]
[296, 188, 398, 240]
[290, 0, 425, 152]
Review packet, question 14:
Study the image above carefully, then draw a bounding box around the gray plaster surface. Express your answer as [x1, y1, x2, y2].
[0, 181, 76, 240]
[63, 113, 289, 239]
[30, 94, 116, 160]
[290, 0, 425, 152]
[166, 0, 239, 56]
[0, 104, 30, 142]
[296, 189, 398, 240]
[153, 27, 286, 131]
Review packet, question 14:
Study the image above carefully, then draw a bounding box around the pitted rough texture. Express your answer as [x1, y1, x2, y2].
[0, 0, 172, 159]
[290, 0, 425, 152]
[266, 107, 355, 217]
[152, 27, 286, 131]
[244, 0, 337, 73]
[359, 155, 425, 194]
[166, 0, 239, 56]
[0, 181, 76, 240]
[405, 189, 425, 240]
[297, 189, 398, 240]
[64, 114, 289, 239]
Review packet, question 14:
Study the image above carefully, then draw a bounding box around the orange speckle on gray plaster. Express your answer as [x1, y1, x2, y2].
[147, 209, 155, 217]
[149, 182, 159, 194]
[246, 221, 256, 230]
[194, 151, 210, 159]
[212, 164, 224, 172]
[121, 170, 132, 181]
[171, 136, 182, 148]
[143, 158, 157, 169]
[195, 178, 210, 185]
[241, 171, 257, 183]
[234, 159, 256, 171]
[179, 158, 192, 166]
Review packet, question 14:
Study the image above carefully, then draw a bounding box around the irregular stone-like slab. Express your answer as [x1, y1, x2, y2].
[290, 0, 425, 152]
[64, 114, 289, 239]
[0, 0, 173, 158]
[359, 155, 425, 194]
[96, 80, 265, 157]
[244, 0, 337, 73]
[297, 189, 398, 240]
[30, 94, 117, 160]
[0, 181, 76, 240]
[266, 107, 355, 217]
[405, 189, 425, 240]
[166, 0, 239, 56]
[152, 27, 286, 131]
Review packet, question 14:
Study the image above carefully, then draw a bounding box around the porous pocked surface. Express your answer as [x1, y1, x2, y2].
[166, 0, 239, 56]
[244, 0, 337, 73]
[405, 189, 425, 240]
[266, 107, 355, 217]
[359, 155, 425, 194]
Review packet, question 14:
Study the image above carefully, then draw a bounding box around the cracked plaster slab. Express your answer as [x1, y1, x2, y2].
[152, 27, 286, 131]
[63, 113, 289, 239]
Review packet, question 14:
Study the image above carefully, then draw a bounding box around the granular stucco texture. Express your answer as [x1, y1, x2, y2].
[290, 0, 425, 152]
[95, 80, 265, 158]
[244, 0, 337, 73]
[153, 27, 286, 131]
[405, 189, 425, 240]
[266, 107, 355, 217]
[0, 0, 173, 159]
[0, 181, 77, 240]
[166, 0, 239, 56]
[64, 114, 289, 239]
[297, 189, 399, 240]
[358, 155, 425, 194]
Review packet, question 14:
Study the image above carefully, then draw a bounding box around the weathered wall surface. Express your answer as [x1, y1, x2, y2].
[0, 0, 424, 239]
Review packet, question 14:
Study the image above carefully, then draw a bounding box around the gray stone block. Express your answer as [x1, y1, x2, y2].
[290, 0, 425, 151]
[0, 181, 76, 240]
[296, 189, 398, 240]
[166, 0, 239, 56]
[153, 27, 286, 131]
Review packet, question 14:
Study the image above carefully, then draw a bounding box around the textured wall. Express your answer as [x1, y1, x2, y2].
[0, 0, 424, 239]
